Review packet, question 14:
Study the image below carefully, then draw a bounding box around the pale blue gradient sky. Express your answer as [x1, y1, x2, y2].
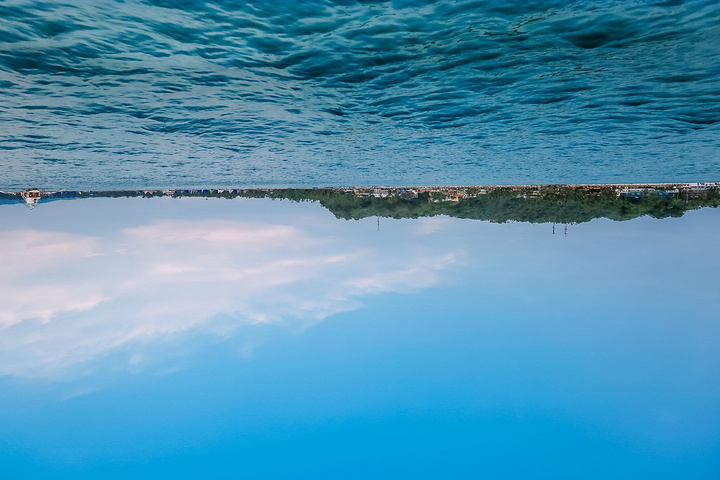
[0, 198, 719, 479]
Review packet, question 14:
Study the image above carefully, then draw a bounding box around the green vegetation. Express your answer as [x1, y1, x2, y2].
[238, 186, 720, 224]
[4, 186, 718, 224]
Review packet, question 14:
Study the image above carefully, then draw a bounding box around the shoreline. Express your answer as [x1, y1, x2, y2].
[4, 183, 718, 223]
[2, 182, 719, 208]
[3, 182, 719, 196]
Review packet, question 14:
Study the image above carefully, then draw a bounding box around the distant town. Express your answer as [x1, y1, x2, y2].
[4, 182, 719, 204]
[2, 183, 718, 224]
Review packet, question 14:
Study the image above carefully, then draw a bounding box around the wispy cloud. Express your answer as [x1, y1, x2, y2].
[0, 218, 459, 378]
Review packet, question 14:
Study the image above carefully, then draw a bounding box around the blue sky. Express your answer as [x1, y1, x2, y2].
[0, 198, 719, 478]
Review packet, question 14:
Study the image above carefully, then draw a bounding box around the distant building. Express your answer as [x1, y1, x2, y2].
[21, 189, 41, 209]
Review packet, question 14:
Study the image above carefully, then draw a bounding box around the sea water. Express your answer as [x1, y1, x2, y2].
[1, 0, 719, 189]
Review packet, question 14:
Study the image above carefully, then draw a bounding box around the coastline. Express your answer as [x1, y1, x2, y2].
[3, 182, 719, 196]
[3, 183, 718, 224]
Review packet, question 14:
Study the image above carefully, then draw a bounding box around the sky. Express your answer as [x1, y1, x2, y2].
[0, 197, 719, 478]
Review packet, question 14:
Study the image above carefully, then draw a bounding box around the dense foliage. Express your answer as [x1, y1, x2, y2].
[256, 187, 720, 224]
[5, 186, 718, 224]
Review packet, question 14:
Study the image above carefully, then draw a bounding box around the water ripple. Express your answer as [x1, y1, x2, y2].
[0, 0, 719, 188]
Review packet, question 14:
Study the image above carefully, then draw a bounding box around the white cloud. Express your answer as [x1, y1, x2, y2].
[0, 218, 460, 378]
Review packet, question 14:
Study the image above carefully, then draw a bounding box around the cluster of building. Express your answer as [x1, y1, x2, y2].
[616, 183, 720, 198]
[345, 186, 484, 202]
[3, 182, 718, 209]
[346, 183, 720, 201]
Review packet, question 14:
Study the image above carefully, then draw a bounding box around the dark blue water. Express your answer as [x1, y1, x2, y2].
[1, 0, 719, 189]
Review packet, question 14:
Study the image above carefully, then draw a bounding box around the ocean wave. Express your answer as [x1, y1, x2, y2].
[0, 0, 719, 188]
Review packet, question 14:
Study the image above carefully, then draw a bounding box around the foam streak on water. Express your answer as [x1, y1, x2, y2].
[1, 0, 719, 189]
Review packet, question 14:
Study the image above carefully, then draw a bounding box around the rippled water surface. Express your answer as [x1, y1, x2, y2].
[1, 0, 719, 188]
